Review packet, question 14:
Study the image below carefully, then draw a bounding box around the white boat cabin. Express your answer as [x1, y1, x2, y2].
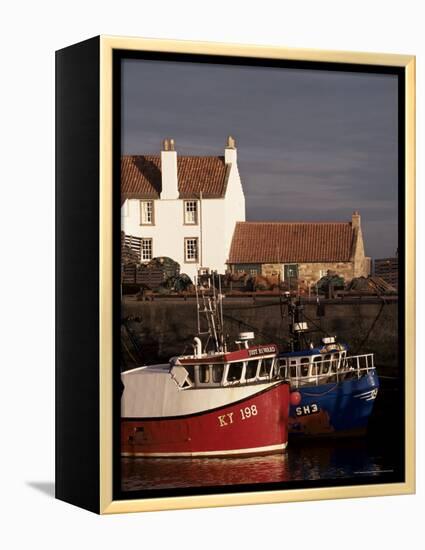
[279, 348, 347, 387]
[279, 343, 375, 388]
[171, 352, 279, 390]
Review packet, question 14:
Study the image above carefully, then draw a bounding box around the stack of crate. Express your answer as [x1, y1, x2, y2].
[121, 232, 142, 265]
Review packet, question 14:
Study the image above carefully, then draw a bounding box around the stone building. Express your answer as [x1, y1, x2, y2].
[227, 212, 371, 285]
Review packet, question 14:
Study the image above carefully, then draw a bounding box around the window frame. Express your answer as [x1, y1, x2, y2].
[139, 199, 155, 226]
[198, 364, 211, 384]
[226, 361, 245, 384]
[141, 238, 153, 261]
[258, 357, 275, 379]
[244, 359, 259, 381]
[184, 237, 199, 263]
[283, 263, 299, 280]
[183, 200, 198, 225]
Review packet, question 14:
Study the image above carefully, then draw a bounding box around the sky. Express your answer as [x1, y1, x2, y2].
[121, 58, 399, 259]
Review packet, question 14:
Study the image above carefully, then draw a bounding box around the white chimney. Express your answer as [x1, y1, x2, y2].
[225, 135, 237, 165]
[160, 138, 179, 199]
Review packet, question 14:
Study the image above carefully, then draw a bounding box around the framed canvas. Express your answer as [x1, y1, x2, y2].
[55, 36, 415, 514]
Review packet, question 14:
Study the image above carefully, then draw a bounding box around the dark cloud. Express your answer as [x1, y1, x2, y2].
[122, 59, 399, 258]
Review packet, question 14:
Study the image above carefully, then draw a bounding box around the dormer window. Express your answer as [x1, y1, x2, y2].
[184, 200, 198, 225]
[140, 200, 154, 225]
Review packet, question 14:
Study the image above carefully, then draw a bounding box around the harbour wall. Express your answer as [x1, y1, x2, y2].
[121, 297, 399, 375]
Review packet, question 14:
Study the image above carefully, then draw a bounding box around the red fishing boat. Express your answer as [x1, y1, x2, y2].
[121, 271, 290, 458]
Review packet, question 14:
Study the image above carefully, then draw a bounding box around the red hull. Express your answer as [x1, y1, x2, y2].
[122, 382, 289, 457]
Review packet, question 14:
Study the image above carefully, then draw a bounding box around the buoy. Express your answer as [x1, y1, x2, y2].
[290, 391, 302, 406]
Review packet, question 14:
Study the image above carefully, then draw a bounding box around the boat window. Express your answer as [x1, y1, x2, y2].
[185, 365, 195, 384]
[245, 359, 258, 380]
[333, 356, 340, 372]
[199, 364, 210, 383]
[289, 359, 297, 378]
[311, 356, 321, 376]
[212, 364, 224, 383]
[227, 362, 244, 382]
[278, 358, 287, 377]
[259, 357, 274, 378]
[322, 354, 331, 374]
[300, 357, 309, 377]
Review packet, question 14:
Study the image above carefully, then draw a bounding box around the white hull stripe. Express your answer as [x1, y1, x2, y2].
[355, 389, 378, 401]
[122, 442, 287, 458]
[355, 390, 375, 397]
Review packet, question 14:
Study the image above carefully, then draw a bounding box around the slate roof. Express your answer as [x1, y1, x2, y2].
[228, 222, 356, 264]
[121, 155, 229, 203]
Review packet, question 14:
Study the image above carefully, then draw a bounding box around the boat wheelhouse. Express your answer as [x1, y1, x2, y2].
[175, 339, 280, 389]
[121, 271, 290, 457]
[278, 294, 379, 437]
[279, 342, 375, 388]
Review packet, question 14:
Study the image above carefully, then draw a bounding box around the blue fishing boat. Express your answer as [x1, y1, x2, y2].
[278, 294, 379, 437]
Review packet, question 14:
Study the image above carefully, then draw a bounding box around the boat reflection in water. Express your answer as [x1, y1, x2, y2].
[122, 454, 289, 491]
[121, 438, 388, 491]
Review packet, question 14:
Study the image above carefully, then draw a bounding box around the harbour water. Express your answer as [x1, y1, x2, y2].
[121, 438, 397, 491]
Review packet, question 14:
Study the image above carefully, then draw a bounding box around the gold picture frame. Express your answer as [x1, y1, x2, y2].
[56, 35, 415, 514]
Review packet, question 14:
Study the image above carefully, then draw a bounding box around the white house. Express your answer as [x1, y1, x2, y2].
[121, 136, 246, 279]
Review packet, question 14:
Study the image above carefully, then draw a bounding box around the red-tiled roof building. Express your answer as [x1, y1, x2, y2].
[121, 137, 246, 279]
[227, 213, 371, 284]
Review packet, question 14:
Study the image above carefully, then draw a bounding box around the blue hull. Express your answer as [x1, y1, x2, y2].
[289, 369, 379, 437]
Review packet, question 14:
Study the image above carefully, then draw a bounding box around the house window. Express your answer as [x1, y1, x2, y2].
[184, 200, 198, 224]
[141, 238, 153, 261]
[233, 264, 261, 275]
[140, 200, 154, 225]
[284, 264, 299, 280]
[184, 238, 198, 263]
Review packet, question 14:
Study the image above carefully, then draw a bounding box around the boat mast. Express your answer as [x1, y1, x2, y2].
[285, 293, 309, 352]
[218, 274, 226, 352]
[195, 270, 226, 354]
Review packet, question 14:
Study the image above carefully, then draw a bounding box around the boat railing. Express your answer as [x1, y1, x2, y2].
[280, 353, 375, 388]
